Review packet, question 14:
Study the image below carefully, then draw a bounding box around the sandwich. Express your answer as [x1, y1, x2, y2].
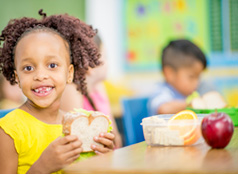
[190, 91, 227, 109]
[62, 109, 112, 152]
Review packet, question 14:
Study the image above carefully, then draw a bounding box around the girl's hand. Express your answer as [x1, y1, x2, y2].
[27, 135, 83, 174]
[91, 132, 115, 154]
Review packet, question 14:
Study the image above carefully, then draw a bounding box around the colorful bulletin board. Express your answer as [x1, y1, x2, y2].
[123, 0, 209, 72]
[122, 0, 238, 107]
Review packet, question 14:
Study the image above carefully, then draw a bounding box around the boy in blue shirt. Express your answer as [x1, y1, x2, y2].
[149, 39, 207, 115]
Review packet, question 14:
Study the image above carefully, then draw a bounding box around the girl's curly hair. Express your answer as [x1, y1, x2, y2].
[0, 9, 101, 96]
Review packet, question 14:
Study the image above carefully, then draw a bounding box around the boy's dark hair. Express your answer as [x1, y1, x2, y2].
[0, 9, 101, 96]
[161, 39, 207, 70]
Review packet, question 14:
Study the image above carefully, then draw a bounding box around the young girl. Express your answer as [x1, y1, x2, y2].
[0, 10, 115, 174]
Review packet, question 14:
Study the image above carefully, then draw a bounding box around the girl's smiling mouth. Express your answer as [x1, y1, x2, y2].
[32, 86, 54, 96]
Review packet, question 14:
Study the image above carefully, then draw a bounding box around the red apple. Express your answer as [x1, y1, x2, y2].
[201, 112, 234, 148]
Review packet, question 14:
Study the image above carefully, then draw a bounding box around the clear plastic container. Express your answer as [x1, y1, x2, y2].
[141, 114, 207, 146]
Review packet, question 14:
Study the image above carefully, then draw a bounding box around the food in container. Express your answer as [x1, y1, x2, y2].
[141, 111, 206, 146]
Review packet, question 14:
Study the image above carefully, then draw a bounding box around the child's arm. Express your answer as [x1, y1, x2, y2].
[91, 132, 115, 154]
[100, 83, 123, 148]
[27, 135, 83, 174]
[0, 128, 18, 174]
[157, 100, 187, 114]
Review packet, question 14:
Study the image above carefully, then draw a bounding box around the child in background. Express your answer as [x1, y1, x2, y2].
[0, 10, 114, 174]
[148, 39, 207, 115]
[61, 34, 122, 148]
[0, 74, 25, 109]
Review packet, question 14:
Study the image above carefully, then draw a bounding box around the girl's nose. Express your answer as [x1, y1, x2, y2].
[33, 69, 49, 81]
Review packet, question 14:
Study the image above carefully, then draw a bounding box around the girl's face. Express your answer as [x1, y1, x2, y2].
[14, 31, 74, 109]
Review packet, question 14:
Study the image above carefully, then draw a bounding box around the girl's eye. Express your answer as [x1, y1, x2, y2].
[48, 63, 58, 69]
[24, 66, 33, 71]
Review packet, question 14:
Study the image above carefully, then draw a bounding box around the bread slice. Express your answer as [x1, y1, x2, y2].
[191, 97, 206, 109]
[62, 110, 110, 152]
[202, 91, 227, 109]
[191, 91, 227, 109]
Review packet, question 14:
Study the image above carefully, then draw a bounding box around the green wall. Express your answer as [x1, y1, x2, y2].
[0, 0, 85, 31]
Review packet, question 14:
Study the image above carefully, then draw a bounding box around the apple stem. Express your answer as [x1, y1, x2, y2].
[215, 109, 218, 117]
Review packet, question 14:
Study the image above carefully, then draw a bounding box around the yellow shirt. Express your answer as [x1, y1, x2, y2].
[0, 109, 62, 174]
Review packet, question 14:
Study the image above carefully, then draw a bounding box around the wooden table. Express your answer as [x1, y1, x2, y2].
[63, 128, 238, 174]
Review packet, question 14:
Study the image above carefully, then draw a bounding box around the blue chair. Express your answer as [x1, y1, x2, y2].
[0, 108, 14, 118]
[121, 96, 150, 146]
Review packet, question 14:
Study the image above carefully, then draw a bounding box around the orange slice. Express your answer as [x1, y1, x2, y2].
[168, 110, 200, 145]
[183, 126, 201, 145]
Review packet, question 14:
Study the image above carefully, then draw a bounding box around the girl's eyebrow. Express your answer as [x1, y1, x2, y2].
[21, 55, 59, 62]
[20, 57, 34, 63]
[45, 55, 60, 59]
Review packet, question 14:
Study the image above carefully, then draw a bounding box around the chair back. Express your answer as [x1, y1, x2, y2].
[0, 108, 14, 118]
[121, 96, 150, 146]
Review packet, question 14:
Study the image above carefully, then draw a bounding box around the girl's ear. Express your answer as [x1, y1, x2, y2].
[67, 64, 74, 84]
[14, 70, 21, 88]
